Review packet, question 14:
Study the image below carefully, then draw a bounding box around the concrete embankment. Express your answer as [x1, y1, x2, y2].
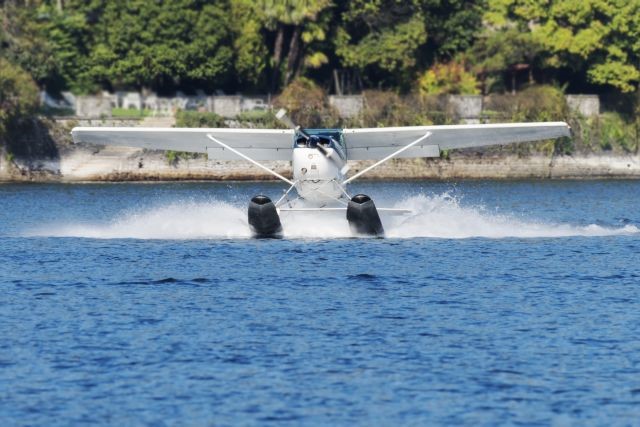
[2, 145, 640, 182]
[1, 117, 639, 182]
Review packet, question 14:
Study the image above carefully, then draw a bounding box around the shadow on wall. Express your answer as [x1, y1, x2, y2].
[4, 118, 61, 177]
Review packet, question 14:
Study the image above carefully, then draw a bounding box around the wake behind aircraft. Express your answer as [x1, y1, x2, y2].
[71, 110, 570, 238]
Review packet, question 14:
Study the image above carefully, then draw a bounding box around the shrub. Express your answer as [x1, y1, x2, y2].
[597, 112, 636, 152]
[515, 85, 568, 121]
[175, 110, 226, 128]
[274, 77, 337, 127]
[418, 61, 480, 96]
[236, 110, 288, 129]
[360, 90, 436, 127]
[485, 85, 568, 122]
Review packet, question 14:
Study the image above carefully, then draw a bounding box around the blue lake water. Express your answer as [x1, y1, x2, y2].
[1, 180, 640, 425]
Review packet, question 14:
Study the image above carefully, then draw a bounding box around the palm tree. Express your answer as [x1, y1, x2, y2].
[256, 0, 331, 90]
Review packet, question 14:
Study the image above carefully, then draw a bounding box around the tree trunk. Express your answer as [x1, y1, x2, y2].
[284, 26, 302, 86]
[333, 69, 342, 95]
[270, 25, 285, 92]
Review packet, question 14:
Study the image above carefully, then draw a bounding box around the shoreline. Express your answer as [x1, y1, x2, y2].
[1, 118, 638, 183]
[1, 145, 639, 183]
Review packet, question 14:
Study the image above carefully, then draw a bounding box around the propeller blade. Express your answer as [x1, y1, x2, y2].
[316, 143, 328, 155]
[317, 143, 345, 170]
[275, 108, 295, 128]
[275, 109, 310, 140]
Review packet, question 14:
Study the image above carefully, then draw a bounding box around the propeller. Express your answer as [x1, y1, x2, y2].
[316, 138, 350, 174]
[275, 109, 347, 173]
[275, 109, 310, 141]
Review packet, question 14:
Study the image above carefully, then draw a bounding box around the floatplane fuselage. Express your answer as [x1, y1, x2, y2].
[206, 119, 434, 237]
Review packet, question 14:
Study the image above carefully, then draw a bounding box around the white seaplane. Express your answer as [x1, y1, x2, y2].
[71, 110, 570, 237]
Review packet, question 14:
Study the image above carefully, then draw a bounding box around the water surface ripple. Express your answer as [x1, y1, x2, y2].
[1, 181, 640, 425]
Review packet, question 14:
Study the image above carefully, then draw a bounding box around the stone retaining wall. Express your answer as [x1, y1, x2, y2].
[2, 145, 639, 182]
[63, 92, 605, 120]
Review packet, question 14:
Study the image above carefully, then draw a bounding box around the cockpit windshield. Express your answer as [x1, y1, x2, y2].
[294, 129, 346, 159]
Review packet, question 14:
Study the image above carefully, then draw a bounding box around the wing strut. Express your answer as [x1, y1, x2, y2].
[342, 132, 433, 185]
[206, 134, 294, 185]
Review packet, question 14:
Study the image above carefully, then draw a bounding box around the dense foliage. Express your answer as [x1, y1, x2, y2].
[0, 0, 638, 155]
[1, 0, 638, 98]
[470, 0, 640, 95]
[0, 58, 39, 138]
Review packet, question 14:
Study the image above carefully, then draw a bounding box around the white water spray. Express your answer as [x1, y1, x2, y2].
[27, 194, 639, 240]
[384, 194, 639, 239]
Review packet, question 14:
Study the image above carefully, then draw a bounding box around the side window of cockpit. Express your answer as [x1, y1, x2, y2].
[338, 134, 347, 151]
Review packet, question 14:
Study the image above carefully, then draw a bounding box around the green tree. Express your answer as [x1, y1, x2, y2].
[0, 58, 39, 138]
[87, 0, 234, 91]
[0, 2, 57, 87]
[481, 0, 640, 93]
[230, 1, 270, 88]
[333, 0, 485, 90]
[44, 1, 99, 93]
[468, 27, 541, 94]
[248, 0, 333, 91]
[334, 0, 427, 88]
[420, 0, 485, 60]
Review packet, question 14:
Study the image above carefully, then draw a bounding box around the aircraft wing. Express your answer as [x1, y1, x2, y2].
[342, 122, 571, 160]
[71, 127, 295, 160]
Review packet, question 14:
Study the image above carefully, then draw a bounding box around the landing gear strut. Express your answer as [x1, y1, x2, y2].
[248, 195, 282, 238]
[346, 194, 384, 237]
